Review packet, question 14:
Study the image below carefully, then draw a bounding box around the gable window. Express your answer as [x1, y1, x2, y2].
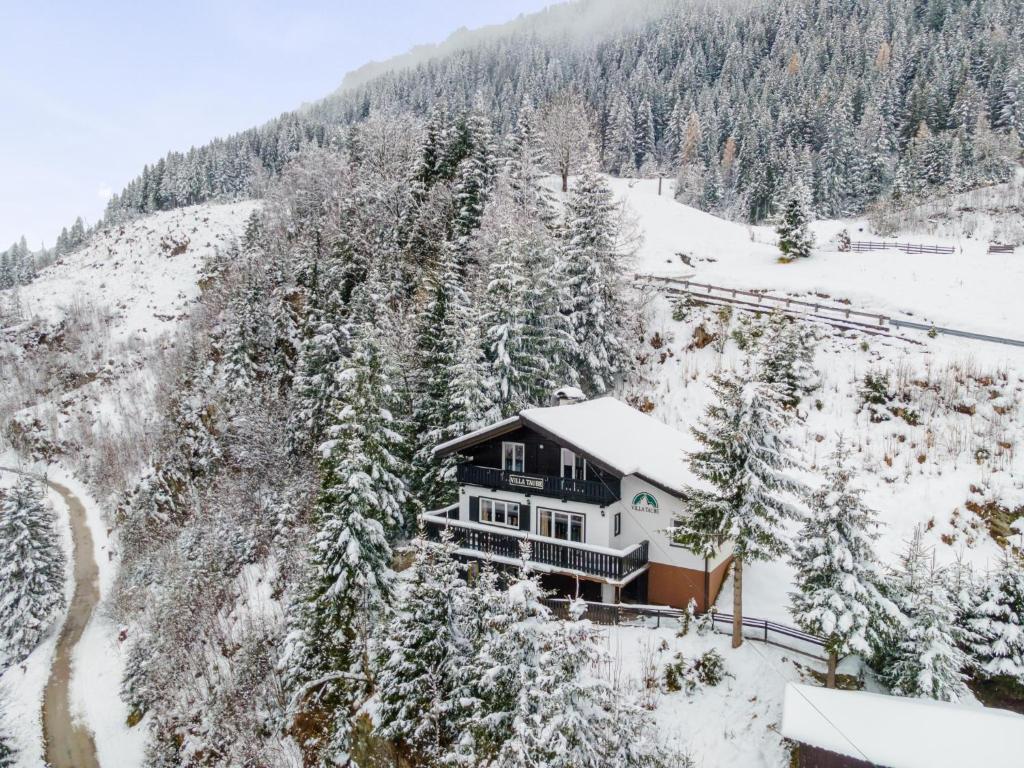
[538, 508, 585, 543]
[503, 442, 525, 473]
[480, 498, 521, 529]
[560, 448, 587, 480]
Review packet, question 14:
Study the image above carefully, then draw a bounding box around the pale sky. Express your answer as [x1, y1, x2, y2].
[0, 0, 556, 248]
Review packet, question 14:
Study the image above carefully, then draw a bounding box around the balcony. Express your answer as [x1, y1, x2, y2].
[422, 508, 648, 584]
[456, 463, 620, 506]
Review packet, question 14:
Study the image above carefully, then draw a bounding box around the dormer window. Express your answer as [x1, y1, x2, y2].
[502, 441, 525, 473]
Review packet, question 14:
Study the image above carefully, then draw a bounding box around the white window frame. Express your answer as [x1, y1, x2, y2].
[538, 507, 586, 543]
[479, 497, 521, 529]
[560, 448, 587, 480]
[502, 441, 525, 473]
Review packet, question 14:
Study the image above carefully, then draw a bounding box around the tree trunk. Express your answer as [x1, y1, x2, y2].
[827, 652, 837, 688]
[732, 557, 743, 648]
[561, 169, 569, 193]
[658, 175, 663, 196]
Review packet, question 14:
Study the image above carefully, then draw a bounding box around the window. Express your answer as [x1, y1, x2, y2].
[669, 516, 687, 548]
[480, 498, 521, 529]
[538, 508, 585, 543]
[560, 448, 587, 480]
[614, 512, 622, 536]
[503, 442, 525, 473]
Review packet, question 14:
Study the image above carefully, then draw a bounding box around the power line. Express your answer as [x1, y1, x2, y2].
[742, 636, 873, 765]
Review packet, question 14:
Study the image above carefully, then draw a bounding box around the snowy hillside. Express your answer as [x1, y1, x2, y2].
[1, 201, 257, 467]
[614, 177, 1024, 338]
[610, 175, 1024, 615]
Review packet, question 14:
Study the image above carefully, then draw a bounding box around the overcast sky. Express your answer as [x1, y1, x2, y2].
[0, 0, 556, 248]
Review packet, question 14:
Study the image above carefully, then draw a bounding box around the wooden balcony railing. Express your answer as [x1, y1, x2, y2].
[422, 511, 647, 582]
[456, 463, 620, 506]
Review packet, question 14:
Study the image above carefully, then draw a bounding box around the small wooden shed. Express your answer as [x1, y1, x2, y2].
[781, 683, 1024, 768]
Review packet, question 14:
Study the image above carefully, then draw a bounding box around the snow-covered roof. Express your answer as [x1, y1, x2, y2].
[433, 397, 697, 496]
[521, 397, 695, 496]
[781, 683, 1024, 768]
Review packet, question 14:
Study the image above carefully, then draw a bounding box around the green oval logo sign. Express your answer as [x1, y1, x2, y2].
[631, 492, 658, 514]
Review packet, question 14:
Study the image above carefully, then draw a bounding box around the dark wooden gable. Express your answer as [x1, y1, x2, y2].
[463, 425, 618, 485]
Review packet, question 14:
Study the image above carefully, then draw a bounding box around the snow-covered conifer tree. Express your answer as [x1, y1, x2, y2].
[374, 529, 471, 765]
[883, 529, 969, 702]
[0, 708, 14, 768]
[790, 444, 889, 686]
[968, 553, 1024, 688]
[283, 321, 406, 763]
[756, 315, 819, 409]
[560, 162, 632, 394]
[0, 477, 66, 666]
[673, 369, 806, 648]
[412, 243, 498, 508]
[483, 234, 553, 415]
[458, 580, 683, 768]
[776, 181, 815, 259]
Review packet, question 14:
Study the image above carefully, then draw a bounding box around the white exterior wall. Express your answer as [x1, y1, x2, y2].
[612, 476, 733, 571]
[455, 475, 732, 572]
[456, 485, 615, 547]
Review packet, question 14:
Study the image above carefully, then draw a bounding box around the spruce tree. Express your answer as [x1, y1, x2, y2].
[776, 181, 815, 260]
[0, 722, 14, 768]
[374, 530, 471, 766]
[674, 369, 806, 648]
[883, 529, 969, 702]
[755, 315, 818, 409]
[969, 554, 1024, 689]
[459, 581, 682, 768]
[482, 234, 552, 415]
[283, 322, 406, 764]
[789, 445, 889, 686]
[412, 243, 498, 509]
[560, 162, 632, 394]
[0, 477, 66, 666]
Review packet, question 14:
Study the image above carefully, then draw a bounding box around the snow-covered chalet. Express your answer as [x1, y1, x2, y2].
[423, 389, 733, 610]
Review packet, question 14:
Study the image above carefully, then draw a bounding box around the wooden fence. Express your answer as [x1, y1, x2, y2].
[988, 243, 1016, 254]
[636, 275, 892, 336]
[849, 240, 955, 255]
[542, 599, 827, 660]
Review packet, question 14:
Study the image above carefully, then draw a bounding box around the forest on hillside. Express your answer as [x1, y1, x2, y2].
[97, 0, 1023, 231]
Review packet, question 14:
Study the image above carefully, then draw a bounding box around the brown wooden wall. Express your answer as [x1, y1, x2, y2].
[796, 744, 877, 768]
[646, 556, 732, 611]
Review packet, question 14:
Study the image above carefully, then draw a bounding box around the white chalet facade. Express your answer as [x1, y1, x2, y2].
[423, 393, 733, 609]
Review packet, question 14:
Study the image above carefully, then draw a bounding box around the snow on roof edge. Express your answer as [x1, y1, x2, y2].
[782, 683, 1024, 768]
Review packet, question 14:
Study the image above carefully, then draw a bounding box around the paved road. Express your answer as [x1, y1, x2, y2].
[1, 468, 101, 768]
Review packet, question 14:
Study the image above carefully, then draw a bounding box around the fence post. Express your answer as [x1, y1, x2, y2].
[765, 621, 769, 644]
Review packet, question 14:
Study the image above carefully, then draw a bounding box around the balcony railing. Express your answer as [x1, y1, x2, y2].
[422, 511, 648, 583]
[456, 463, 620, 506]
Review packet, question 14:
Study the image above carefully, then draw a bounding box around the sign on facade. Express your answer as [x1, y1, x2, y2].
[508, 474, 545, 490]
[631, 491, 659, 514]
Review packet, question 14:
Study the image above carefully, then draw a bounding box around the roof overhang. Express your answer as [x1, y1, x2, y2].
[432, 415, 523, 459]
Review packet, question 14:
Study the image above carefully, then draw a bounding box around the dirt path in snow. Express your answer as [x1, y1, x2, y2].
[42, 478, 102, 768]
[1, 467, 102, 767]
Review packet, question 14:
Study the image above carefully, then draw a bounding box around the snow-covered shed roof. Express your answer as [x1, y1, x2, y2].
[434, 397, 696, 497]
[781, 683, 1024, 768]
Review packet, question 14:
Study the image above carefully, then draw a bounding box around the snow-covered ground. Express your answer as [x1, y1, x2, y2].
[613, 176, 1024, 338]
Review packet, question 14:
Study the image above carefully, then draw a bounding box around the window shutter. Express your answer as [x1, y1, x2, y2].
[520, 503, 531, 532]
[469, 496, 479, 523]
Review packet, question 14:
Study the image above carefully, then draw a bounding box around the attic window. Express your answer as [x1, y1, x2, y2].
[502, 441, 525, 472]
